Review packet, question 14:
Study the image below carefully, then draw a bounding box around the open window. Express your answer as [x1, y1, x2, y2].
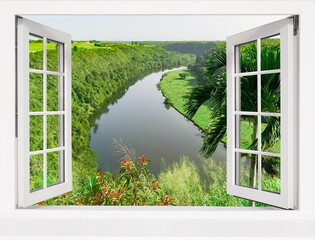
[226, 17, 298, 209]
[17, 18, 72, 207]
[16, 15, 297, 209]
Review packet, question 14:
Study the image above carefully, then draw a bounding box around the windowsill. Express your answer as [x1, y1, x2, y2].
[1, 206, 314, 238]
[11, 205, 308, 219]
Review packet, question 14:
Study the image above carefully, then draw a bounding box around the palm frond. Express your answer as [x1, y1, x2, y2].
[185, 72, 227, 119]
[184, 83, 215, 119]
[201, 112, 227, 157]
[248, 116, 280, 152]
[205, 42, 226, 79]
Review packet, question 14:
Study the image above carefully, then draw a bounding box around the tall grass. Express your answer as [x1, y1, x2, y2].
[158, 155, 280, 206]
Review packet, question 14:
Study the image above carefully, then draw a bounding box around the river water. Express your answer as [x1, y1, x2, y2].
[89, 67, 226, 176]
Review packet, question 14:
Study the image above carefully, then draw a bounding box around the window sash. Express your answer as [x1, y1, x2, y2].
[17, 18, 72, 208]
[226, 17, 297, 209]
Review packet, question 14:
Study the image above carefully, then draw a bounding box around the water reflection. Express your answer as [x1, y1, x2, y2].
[163, 98, 172, 110]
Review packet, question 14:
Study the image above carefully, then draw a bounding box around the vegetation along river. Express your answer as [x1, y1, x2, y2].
[89, 67, 226, 176]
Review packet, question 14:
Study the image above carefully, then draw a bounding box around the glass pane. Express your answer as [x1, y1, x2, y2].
[235, 115, 258, 150]
[235, 76, 257, 112]
[47, 75, 61, 111]
[29, 34, 43, 70]
[236, 152, 258, 189]
[47, 40, 61, 72]
[30, 154, 43, 191]
[47, 151, 60, 186]
[261, 35, 280, 71]
[238, 41, 257, 73]
[30, 115, 43, 152]
[261, 73, 280, 113]
[29, 73, 43, 112]
[47, 115, 62, 149]
[261, 116, 281, 153]
[262, 156, 281, 193]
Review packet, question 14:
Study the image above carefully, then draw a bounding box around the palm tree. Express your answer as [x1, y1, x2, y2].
[185, 41, 281, 206]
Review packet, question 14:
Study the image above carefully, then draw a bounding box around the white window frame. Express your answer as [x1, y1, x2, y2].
[0, 1, 314, 238]
[226, 17, 298, 209]
[17, 18, 72, 207]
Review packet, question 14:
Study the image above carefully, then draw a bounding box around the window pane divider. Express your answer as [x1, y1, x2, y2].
[29, 111, 65, 115]
[234, 111, 281, 117]
[29, 68, 64, 76]
[234, 148, 281, 158]
[234, 69, 280, 77]
[29, 147, 66, 156]
[43, 37, 47, 189]
[257, 38, 262, 191]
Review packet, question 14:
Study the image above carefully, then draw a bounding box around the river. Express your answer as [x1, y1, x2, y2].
[89, 67, 226, 176]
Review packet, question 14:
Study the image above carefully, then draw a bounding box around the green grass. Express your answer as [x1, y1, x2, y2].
[29, 41, 157, 52]
[159, 68, 212, 130]
[29, 41, 111, 52]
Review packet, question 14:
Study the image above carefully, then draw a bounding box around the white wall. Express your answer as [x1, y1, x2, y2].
[0, 1, 314, 238]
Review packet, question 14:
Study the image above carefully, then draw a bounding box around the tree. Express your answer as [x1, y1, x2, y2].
[184, 41, 280, 206]
[179, 72, 189, 80]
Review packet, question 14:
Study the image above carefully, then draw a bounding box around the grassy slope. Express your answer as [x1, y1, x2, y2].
[158, 155, 280, 206]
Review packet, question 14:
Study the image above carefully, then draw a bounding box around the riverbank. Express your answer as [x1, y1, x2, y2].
[158, 68, 212, 131]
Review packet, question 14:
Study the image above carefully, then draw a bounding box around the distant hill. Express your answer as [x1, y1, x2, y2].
[140, 41, 218, 56]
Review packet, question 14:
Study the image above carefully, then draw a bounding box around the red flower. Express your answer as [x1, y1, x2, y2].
[140, 155, 146, 164]
[96, 172, 104, 179]
[151, 179, 159, 191]
[124, 160, 131, 171]
[112, 190, 122, 203]
[123, 158, 128, 164]
[162, 196, 173, 206]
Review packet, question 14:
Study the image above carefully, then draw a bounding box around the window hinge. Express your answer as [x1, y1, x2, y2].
[15, 16, 22, 138]
[15, 113, 18, 138]
[289, 15, 299, 36]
